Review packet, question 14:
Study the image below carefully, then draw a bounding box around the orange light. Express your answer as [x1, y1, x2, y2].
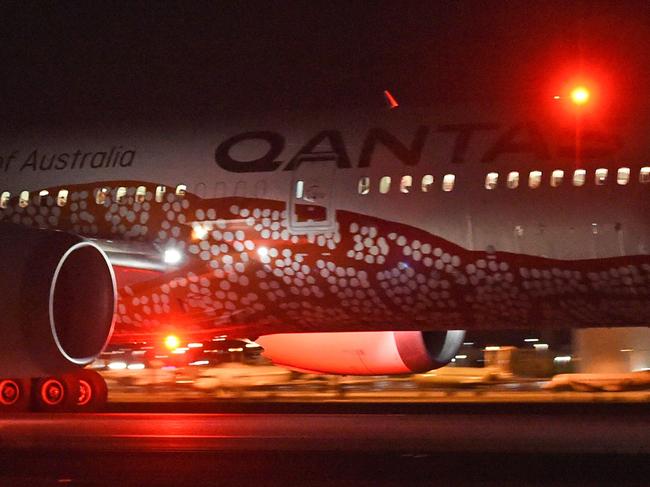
[164, 335, 180, 350]
[383, 90, 399, 109]
[570, 86, 590, 105]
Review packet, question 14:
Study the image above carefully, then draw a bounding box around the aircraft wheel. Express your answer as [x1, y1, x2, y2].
[33, 375, 78, 412]
[70, 369, 108, 412]
[0, 378, 31, 412]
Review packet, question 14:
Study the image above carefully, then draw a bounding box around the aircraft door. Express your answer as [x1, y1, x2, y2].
[289, 163, 336, 233]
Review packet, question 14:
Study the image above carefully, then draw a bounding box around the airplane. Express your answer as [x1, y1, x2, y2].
[1, 82, 649, 411]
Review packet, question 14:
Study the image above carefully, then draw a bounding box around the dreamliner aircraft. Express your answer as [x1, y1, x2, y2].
[0, 85, 649, 411]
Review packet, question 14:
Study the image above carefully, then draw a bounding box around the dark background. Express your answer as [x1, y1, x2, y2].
[2, 1, 650, 124]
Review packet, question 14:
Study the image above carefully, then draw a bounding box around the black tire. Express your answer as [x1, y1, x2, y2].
[32, 375, 78, 412]
[0, 378, 31, 412]
[69, 369, 108, 412]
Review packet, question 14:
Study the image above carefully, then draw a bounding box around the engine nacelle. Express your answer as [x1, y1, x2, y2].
[0, 223, 116, 377]
[257, 330, 466, 375]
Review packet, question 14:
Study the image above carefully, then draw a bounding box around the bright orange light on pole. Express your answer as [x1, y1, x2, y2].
[570, 86, 590, 105]
[164, 335, 180, 350]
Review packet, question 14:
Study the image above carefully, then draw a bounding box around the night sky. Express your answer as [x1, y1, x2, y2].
[2, 1, 650, 125]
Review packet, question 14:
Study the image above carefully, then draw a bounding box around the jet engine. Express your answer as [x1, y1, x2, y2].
[0, 223, 116, 377]
[257, 330, 466, 375]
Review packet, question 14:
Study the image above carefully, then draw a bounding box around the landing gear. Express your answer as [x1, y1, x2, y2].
[69, 369, 108, 412]
[33, 375, 78, 412]
[0, 378, 31, 412]
[0, 369, 108, 412]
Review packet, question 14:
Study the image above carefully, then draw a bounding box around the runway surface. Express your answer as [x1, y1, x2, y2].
[2, 406, 650, 454]
[2, 405, 650, 485]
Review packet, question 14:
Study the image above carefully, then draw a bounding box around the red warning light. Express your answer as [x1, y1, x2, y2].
[164, 335, 180, 350]
[570, 86, 590, 105]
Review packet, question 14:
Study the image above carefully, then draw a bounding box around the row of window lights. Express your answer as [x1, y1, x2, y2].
[357, 167, 650, 194]
[0, 184, 188, 209]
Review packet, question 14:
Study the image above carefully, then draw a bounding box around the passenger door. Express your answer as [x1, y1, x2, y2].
[289, 163, 336, 233]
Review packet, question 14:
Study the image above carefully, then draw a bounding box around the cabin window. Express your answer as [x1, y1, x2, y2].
[485, 172, 498, 190]
[135, 185, 147, 203]
[155, 185, 166, 202]
[255, 180, 267, 197]
[295, 180, 304, 199]
[617, 167, 630, 185]
[442, 174, 455, 192]
[400, 175, 412, 193]
[116, 187, 127, 203]
[38, 190, 49, 205]
[357, 177, 370, 195]
[528, 171, 542, 189]
[421, 175, 434, 192]
[19, 191, 30, 208]
[176, 184, 187, 198]
[550, 170, 564, 187]
[595, 168, 608, 185]
[57, 189, 69, 207]
[640, 167, 650, 183]
[379, 176, 391, 194]
[573, 169, 586, 186]
[0, 192, 10, 209]
[235, 181, 247, 196]
[507, 171, 519, 189]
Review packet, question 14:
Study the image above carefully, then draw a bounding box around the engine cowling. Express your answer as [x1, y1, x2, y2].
[257, 330, 466, 375]
[0, 223, 116, 377]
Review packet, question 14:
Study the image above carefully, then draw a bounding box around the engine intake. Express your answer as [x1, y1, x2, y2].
[257, 330, 466, 375]
[0, 223, 116, 377]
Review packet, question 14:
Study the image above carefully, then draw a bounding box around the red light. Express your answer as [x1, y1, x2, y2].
[383, 90, 399, 109]
[164, 335, 180, 350]
[570, 86, 590, 105]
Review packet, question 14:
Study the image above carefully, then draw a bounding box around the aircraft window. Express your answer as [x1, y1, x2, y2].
[507, 171, 519, 189]
[0, 192, 9, 209]
[528, 171, 542, 189]
[400, 175, 412, 193]
[573, 169, 586, 186]
[358, 177, 370, 195]
[421, 175, 434, 192]
[379, 176, 391, 194]
[255, 180, 267, 197]
[116, 186, 127, 203]
[595, 168, 608, 185]
[640, 167, 650, 183]
[235, 181, 246, 196]
[617, 167, 630, 185]
[155, 185, 166, 202]
[485, 172, 498, 190]
[57, 189, 69, 207]
[442, 174, 455, 192]
[135, 185, 147, 203]
[19, 191, 29, 208]
[550, 170, 564, 187]
[39, 190, 49, 205]
[176, 184, 187, 198]
[96, 187, 110, 204]
[295, 180, 304, 199]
